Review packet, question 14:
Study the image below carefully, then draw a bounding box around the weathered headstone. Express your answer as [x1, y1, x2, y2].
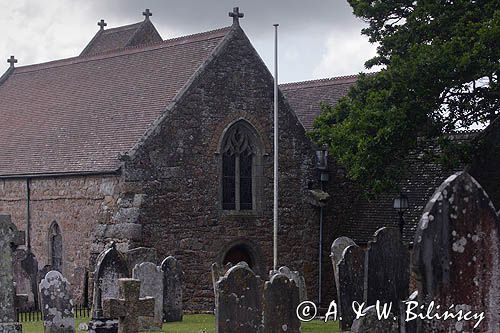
[160, 256, 183, 322]
[351, 305, 399, 333]
[330, 236, 356, 269]
[330, 236, 356, 307]
[215, 262, 263, 333]
[364, 227, 409, 312]
[263, 271, 301, 333]
[103, 278, 155, 333]
[412, 172, 500, 332]
[88, 242, 129, 333]
[269, 266, 307, 302]
[337, 244, 365, 331]
[211, 262, 233, 311]
[132, 262, 163, 330]
[124, 247, 157, 276]
[39, 270, 75, 333]
[0, 214, 25, 333]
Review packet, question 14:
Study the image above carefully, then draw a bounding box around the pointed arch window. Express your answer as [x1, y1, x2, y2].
[49, 222, 63, 272]
[221, 122, 261, 211]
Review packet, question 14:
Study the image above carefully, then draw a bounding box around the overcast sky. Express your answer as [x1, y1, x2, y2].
[0, 0, 378, 83]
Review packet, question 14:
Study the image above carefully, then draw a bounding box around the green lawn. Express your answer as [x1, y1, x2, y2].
[20, 314, 339, 332]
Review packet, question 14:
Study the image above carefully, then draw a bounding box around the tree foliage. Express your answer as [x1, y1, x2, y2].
[310, 0, 500, 194]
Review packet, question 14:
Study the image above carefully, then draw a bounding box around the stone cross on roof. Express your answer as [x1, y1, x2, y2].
[229, 7, 244, 25]
[98, 19, 107, 30]
[7, 56, 17, 68]
[143, 9, 152, 20]
[103, 278, 155, 333]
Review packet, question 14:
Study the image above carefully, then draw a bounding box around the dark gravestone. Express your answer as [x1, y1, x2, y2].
[88, 243, 129, 333]
[160, 256, 183, 322]
[263, 271, 301, 333]
[0, 214, 24, 333]
[132, 262, 163, 331]
[351, 305, 399, 333]
[269, 266, 307, 302]
[412, 172, 500, 332]
[330, 236, 356, 270]
[103, 278, 155, 333]
[337, 244, 365, 331]
[215, 262, 263, 333]
[364, 227, 409, 312]
[39, 271, 75, 333]
[124, 247, 157, 276]
[211, 262, 233, 312]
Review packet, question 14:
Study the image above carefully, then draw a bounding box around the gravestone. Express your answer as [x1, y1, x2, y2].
[337, 244, 365, 331]
[330, 236, 356, 269]
[132, 262, 163, 330]
[351, 305, 399, 333]
[160, 256, 183, 322]
[412, 172, 500, 332]
[269, 266, 307, 302]
[263, 271, 300, 333]
[88, 242, 129, 333]
[0, 214, 25, 333]
[211, 262, 233, 311]
[125, 247, 157, 276]
[215, 262, 264, 333]
[39, 270, 75, 333]
[364, 227, 409, 312]
[103, 278, 155, 333]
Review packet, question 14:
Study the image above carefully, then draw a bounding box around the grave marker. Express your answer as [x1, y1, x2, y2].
[412, 172, 500, 332]
[39, 270, 75, 333]
[132, 262, 163, 330]
[160, 256, 183, 322]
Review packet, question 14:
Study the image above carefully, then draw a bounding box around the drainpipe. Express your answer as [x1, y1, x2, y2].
[315, 146, 329, 307]
[26, 178, 31, 250]
[318, 182, 324, 306]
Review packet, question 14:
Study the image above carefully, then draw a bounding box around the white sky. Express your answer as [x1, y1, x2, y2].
[0, 0, 378, 83]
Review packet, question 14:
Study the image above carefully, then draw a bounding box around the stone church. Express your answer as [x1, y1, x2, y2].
[1, 8, 498, 312]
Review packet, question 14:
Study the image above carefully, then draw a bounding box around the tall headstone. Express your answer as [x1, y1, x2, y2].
[103, 278, 155, 333]
[364, 227, 409, 312]
[215, 262, 263, 333]
[269, 266, 307, 302]
[0, 214, 24, 333]
[88, 242, 129, 333]
[132, 262, 163, 331]
[263, 271, 301, 333]
[412, 172, 500, 332]
[160, 256, 183, 322]
[211, 262, 233, 311]
[330, 236, 356, 269]
[39, 271, 75, 333]
[337, 244, 365, 331]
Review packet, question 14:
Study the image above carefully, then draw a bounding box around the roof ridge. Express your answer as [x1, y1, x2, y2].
[14, 26, 232, 74]
[102, 21, 143, 34]
[280, 74, 360, 90]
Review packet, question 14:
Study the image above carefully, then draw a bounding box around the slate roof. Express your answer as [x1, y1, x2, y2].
[0, 26, 231, 176]
[280, 75, 358, 130]
[80, 20, 162, 56]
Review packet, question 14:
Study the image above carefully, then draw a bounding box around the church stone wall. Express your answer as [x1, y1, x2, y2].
[0, 175, 119, 304]
[110, 27, 322, 311]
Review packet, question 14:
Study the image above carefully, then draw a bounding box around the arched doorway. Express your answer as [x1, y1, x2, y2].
[223, 243, 254, 268]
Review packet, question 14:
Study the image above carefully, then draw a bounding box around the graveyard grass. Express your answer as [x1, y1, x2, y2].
[20, 314, 339, 332]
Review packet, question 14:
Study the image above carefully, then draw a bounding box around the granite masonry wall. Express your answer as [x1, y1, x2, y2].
[0, 174, 119, 304]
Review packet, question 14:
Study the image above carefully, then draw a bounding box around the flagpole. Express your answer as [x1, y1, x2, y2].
[273, 23, 279, 271]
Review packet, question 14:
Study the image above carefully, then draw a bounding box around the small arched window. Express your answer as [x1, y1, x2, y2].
[49, 222, 63, 272]
[221, 121, 261, 211]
